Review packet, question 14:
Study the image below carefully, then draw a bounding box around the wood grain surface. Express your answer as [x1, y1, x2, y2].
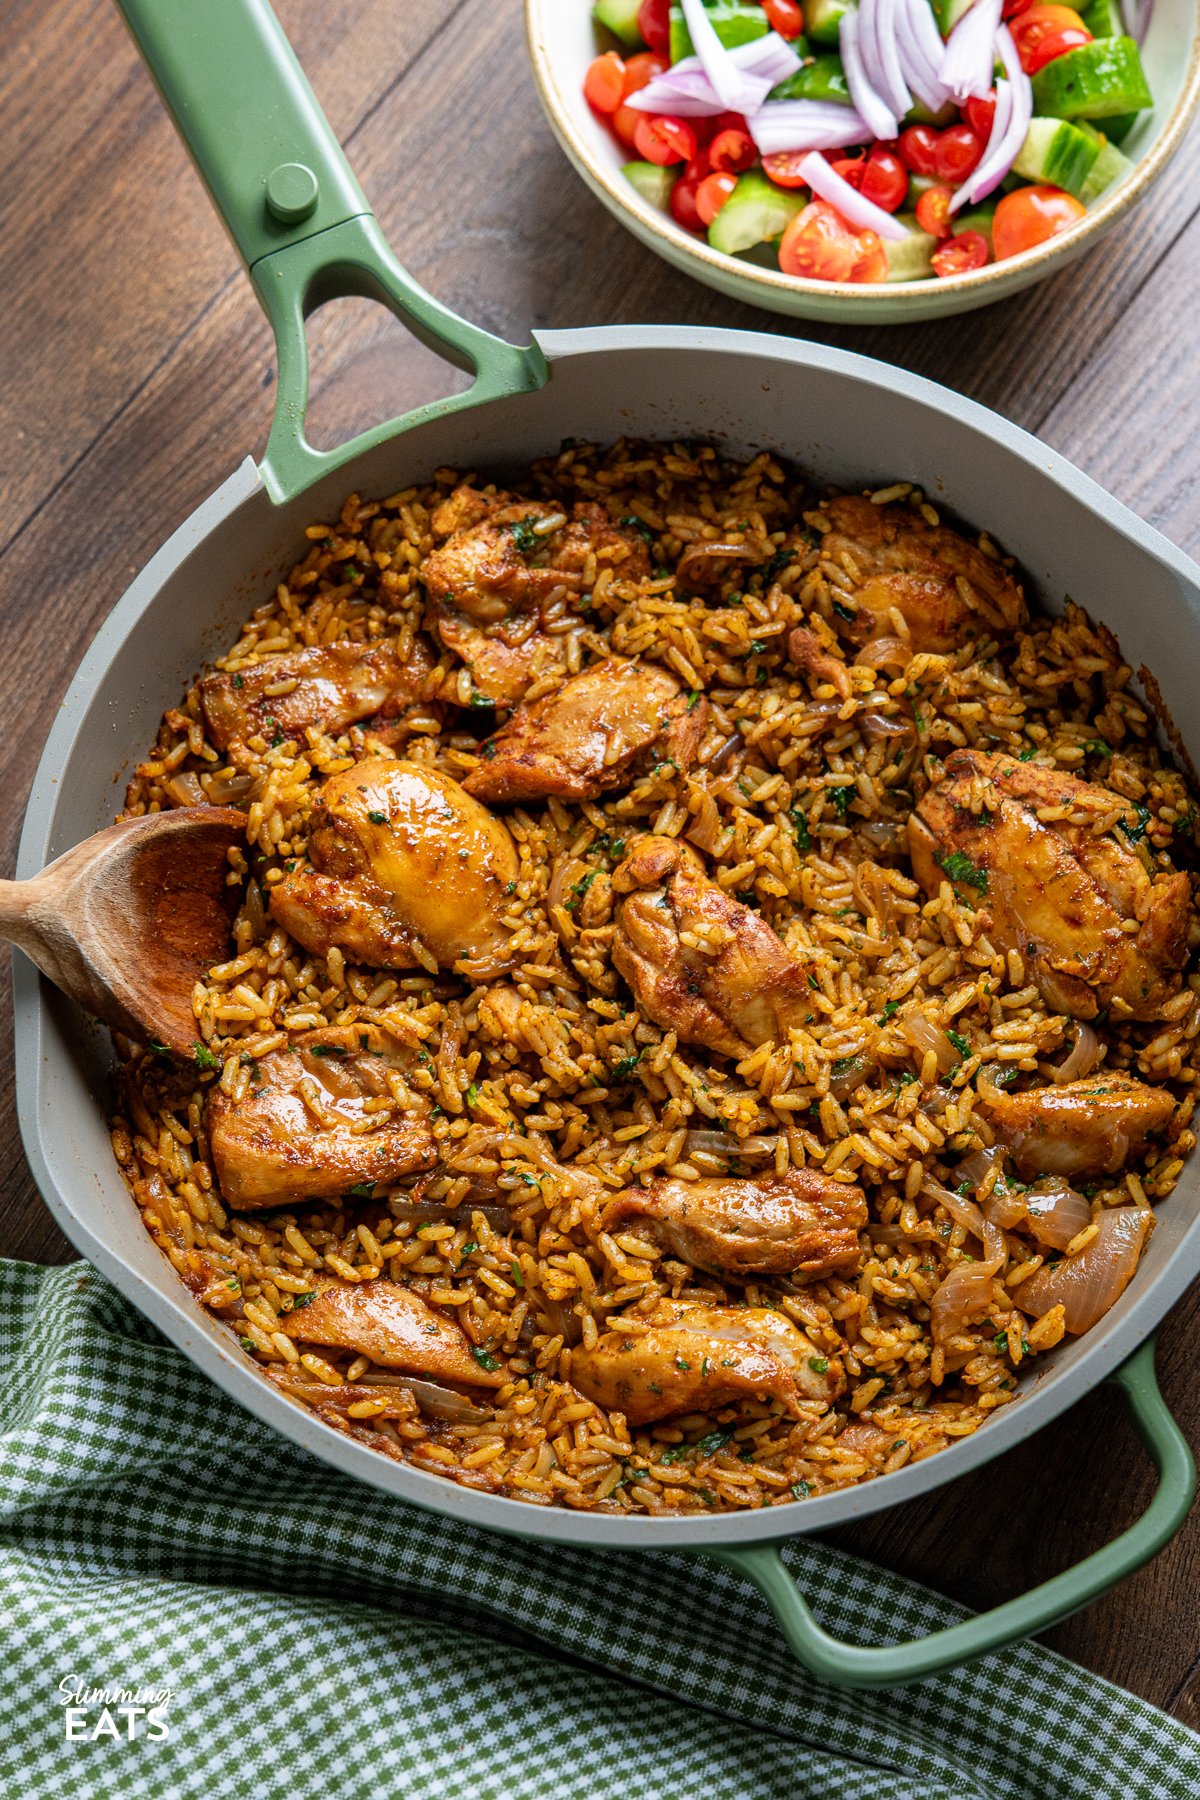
[3, 0, 1200, 1716]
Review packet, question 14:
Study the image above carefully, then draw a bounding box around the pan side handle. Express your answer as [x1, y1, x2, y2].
[115, 0, 548, 503]
[699, 1336, 1194, 1690]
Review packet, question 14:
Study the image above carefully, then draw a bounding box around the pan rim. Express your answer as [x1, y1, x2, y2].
[15, 323, 1200, 1550]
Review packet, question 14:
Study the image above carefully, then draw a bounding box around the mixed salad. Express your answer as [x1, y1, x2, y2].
[584, 0, 1154, 281]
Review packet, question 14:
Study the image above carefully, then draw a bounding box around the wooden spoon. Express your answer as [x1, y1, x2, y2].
[0, 807, 247, 1055]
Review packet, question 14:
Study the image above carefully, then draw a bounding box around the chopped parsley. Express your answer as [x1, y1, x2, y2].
[566, 870, 599, 913]
[693, 1428, 734, 1458]
[471, 1346, 500, 1373]
[509, 1262, 524, 1289]
[348, 1181, 376, 1200]
[367, 810, 388, 825]
[468, 692, 492, 708]
[147, 1040, 171, 1061]
[832, 599, 856, 623]
[192, 1042, 221, 1072]
[946, 1027, 971, 1061]
[830, 784, 855, 817]
[791, 806, 812, 851]
[687, 689, 702, 711]
[762, 548, 794, 584]
[610, 1052, 642, 1080]
[240, 1337, 256, 1353]
[1120, 803, 1152, 845]
[290, 1290, 317, 1310]
[458, 1241, 479, 1264]
[1085, 739, 1113, 758]
[620, 513, 655, 544]
[807, 1356, 830, 1375]
[877, 1000, 900, 1025]
[1018, 745, 1037, 760]
[509, 517, 541, 555]
[466, 1083, 480, 1108]
[309, 1044, 348, 1057]
[937, 849, 989, 894]
[791, 1479, 812, 1499]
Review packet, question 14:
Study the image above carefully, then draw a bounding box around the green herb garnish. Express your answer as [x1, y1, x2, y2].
[471, 1346, 500, 1373]
[193, 1042, 221, 1072]
[937, 849, 988, 894]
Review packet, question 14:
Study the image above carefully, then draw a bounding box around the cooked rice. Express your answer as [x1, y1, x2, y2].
[110, 439, 1200, 1515]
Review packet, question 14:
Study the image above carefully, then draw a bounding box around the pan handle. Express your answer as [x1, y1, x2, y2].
[114, 0, 548, 502]
[700, 1335, 1194, 1689]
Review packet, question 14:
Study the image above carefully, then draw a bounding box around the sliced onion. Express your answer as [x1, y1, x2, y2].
[931, 1259, 999, 1343]
[954, 26, 1033, 208]
[163, 771, 207, 807]
[685, 1130, 778, 1158]
[900, 1011, 960, 1076]
[265, 1371, 490, 1424]
[389, 1197, 514, 1231]
[829, 1054, 874, 1097]
[903, 0, 953, 99]
[840, 10, 901, 142]
[1022, 1177, 1093, 1251]
[797, 151, 911, 242]
[1048, 1022, 1101, 1085]
[733, 29, 807, 85]
[631, 32, 802, 115]
[1121, 0, 1153, 43]
[541, 1296, 584, 1347]
[1015, 1207, 1150, 1334]
[681, 0, 757, 108]
[626, 71, 734, 116]
[923, 1176, 1007, 1268]
[402, 1376, 493, 1422]
[872, 0, 916, 121]
[746, 100, 872, 154]
[940, 0, 1003, 101]
[857, 635, 912, 669]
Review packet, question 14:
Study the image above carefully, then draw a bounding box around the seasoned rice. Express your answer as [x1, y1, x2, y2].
[110, 439, 1200, 1515]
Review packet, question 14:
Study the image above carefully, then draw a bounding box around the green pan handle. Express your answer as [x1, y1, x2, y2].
[114, 0, 548, 503]
[702, 1335, 1194, 1689]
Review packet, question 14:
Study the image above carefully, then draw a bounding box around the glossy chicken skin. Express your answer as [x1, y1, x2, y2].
[611, 836, 811, 1058]
[270, 759, 520, 977]
[423, 487, 651, 706]
[909, 749, 1191, 1020]
[279, 1280, 507, 1387]
[570, 1299, 844, 1426]
[820, 494, 1027, 652]
[464, 658, 706, 805]
[986, 1072, 1175, 1177]
[206, 1023, 435, 1210]
[606, 1170, 867, 1277]
[199, 638, 433, 752]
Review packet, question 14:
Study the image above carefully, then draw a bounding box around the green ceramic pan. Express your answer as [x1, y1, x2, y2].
[13, 0, 1199, 1689]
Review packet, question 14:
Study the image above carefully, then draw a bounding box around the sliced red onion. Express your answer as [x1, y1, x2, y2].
[949, 73, 1011, 211]
[952, 24, 1032, 208]
[895, 0, 952, 112]
[747, 99, 872, 153]
[630, 32, 802, 115]
[1121, 0, 1153, 42]
[799, 149, 911, 240]
[908, 0, 952, 74]
[840, 10, 901, 142]
[941, 0, 1003, 101]
[873, 0, 916, 120]
[681, 0, 756, 109]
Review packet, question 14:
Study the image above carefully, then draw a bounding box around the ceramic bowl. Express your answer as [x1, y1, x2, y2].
[525, 0, 1200, 322]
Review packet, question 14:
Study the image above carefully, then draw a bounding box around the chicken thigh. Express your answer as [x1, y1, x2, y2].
[607, 1170, 866, 1277]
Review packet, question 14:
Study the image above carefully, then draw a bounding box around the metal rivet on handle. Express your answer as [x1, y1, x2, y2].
[265, 163, 319, 225]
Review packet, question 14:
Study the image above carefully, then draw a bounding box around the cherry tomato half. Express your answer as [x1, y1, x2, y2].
[779, 200, 888, 283]
[898, 124, 942, 177]
[915, 184, 954, 238]
[584, 51, 626, 116]
[1010, 5, 1091, 72]
[860, 146, 908, 212]
[670, 173, 706, 232]
[763, 149, 815, 187]
[634, 112, 698, 164]
[935, 124, 985, 183]
[931, 229, 990, 277]
[762, 0, 806, 36]
[1002, 0, 1037, 15]
[1023, 24, 1091, 69]
[622, 50, 669, 94]
[637, 0, 672, 55]
[612, 103, 645, 146]
[709, 126, 758, 172]
[992, 183, 1086, 258]
[696, 170, 739, 224]
[964, 91, 997, 140]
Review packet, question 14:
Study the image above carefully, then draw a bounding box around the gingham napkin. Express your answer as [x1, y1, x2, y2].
[1, 1259, 1197, 1800]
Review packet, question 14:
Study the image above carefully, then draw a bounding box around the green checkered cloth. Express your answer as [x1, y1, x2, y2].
[1, 1260, 1196, 1799]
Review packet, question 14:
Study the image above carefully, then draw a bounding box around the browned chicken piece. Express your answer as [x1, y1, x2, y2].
[611, 836, 811, 1059]
[570, 1299, 844, 1426]
[985, 1072, 1175, 1178]
[820, 494, 1027, 652]
[278, 1280, 507, 1388]
[464, 658, 706, 805]
[199, 638, 434, 752]
[909, 748, 1191, 1020]
[269, 758, 520, 978]
[206, 1023, 435, 1210]
[430, 483, 499, 539]
[606, 1170, 867, 1277]
[422, 498, 651, 706]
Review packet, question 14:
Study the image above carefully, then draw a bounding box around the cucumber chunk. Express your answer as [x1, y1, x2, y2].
[623, 160, 677, 210]
[804, 0, 855, 46]
[1031, 38, 1153, 121]
[770, 53, 851, 103]
[1012, 117, 1101, 197]
[885, 219, 937, 281]
[669, 0, 768, 62]
[1103, 111, 1138, 143]
[1079, 0, 1123, 34]
[1077, 128, 1135, 200]
[593, 0, 646, 48]
[708, 168, 806, 253]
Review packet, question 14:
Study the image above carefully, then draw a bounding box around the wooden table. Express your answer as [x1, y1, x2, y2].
[3, 0, 1199, 1717]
